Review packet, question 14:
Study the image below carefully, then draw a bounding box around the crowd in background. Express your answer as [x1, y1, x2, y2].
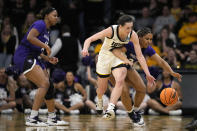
[0, 0, 196, 115]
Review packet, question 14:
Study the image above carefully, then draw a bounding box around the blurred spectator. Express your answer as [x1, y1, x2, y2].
[153, 5, 176, 34]
[174, 7, 193, 36]
[21, 12, 36, 39]
[54, 71, 96, 114]
[187, 0, 197, 13]
[59, 0, 85, 40]
[184, 50, 197, 69]
[157, 25, 176, 53]
[9, 0, 26, 39]
[15, 74, 33, 113]
[192, 42, 197, 52]
[1, 16, 19, 48]
[164, 48, 180, 68]
[0, 23, 17, 68]
[0, 68, 17, 113]
[24, 0, 41, 13]
[149, 0, 160, 18]
[147, 70, 182, 115]
[171, 0, 182, 22]
[178, 12, 197, 51]
[135, 7, 154, 30]
[50, 25, 79, 74]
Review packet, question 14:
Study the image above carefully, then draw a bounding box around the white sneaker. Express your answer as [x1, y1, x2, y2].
[96, 99, 103, 114]
[47, 116, 69, 126]
[1, 109, 13, 114]
[39, 109, 48, 115]
[148, 109, 160, 115]
[116, 109, 127, 115]
[24, 109, 31, 114]
[169, 109, 182, 116]
[91, 109, 96, 114]
[70, 110, 80, 115]
[26, 116, 48, 126]
[103, 110, 115, 120]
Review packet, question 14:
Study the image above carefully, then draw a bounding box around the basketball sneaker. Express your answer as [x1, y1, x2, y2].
[102, 109, 115, 120]
[96, 99, 103, 114]
[128, 110, 145, 127]
[47, 115, 69, 126]
[25, 116, 48, 126]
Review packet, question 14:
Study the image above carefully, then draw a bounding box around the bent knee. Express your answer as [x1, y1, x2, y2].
[39, 80, 50, 89]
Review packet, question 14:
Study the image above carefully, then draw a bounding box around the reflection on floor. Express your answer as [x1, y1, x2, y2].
[0, 114, 192, 131]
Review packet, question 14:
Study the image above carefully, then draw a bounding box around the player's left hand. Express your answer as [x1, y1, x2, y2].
[171, 72, 182, 82]
[49, 57, 59, 65]
[146, 74, 156, 86]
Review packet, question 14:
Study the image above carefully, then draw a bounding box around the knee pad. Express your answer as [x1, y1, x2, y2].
[45, 79, 55, 100]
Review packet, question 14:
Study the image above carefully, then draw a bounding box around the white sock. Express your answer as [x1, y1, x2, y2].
[127, 109, 133, 113]
[30, 110, 38, 118]
[107, 103, 115, 111]
[127, 105, 134, 113]
[98, 97, 102, 102]
[134, 106, 140, 112]
[48, 112, 56, 118]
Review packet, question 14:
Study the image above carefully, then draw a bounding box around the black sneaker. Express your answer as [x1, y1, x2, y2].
[26, 116, 48, 126]
[47, 115, 69, 126]
[128, 110, 145, 126]
[185, 119, 197, 130]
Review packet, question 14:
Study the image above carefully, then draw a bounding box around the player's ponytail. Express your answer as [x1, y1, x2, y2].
[36, 7, 56, 19]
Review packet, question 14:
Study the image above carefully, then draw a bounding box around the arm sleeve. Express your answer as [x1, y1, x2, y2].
[50, 38, 62, 57]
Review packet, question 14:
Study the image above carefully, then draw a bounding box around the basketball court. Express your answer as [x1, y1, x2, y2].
[0, 114, 192, 131]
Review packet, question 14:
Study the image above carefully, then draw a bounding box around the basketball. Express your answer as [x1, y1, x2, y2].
[160, 88, 178, 106]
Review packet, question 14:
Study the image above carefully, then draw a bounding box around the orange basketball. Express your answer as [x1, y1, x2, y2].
[160, 88, 178, 106]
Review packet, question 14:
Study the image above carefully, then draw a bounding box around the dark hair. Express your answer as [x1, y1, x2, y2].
[37, 7, 56, 19]
[137, 27, 152, 37]
[117, 15, 134, 26]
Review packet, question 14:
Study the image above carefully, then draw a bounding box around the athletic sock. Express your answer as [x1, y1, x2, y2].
[48, 112, 56, 119]
[30, 110, 38, 118]
[107, 103, 115, 111]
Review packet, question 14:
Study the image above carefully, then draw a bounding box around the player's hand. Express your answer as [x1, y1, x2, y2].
[81, 48, 89, 57]
[146, 74, 156, 86]
[49, 57, 58, 65]
[171, 72, 182, 82]
[147, 80, 156, 89]
[44, 45, 51, 56]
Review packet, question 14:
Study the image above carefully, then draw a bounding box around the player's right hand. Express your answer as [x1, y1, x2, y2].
[81, 49, 89, 57]
[45, 45, 51, 56]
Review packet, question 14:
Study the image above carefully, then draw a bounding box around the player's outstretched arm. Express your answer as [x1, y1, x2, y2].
[131, 31, 155, 84]
[150, 53, 182, 82]
[81, 27, 112, 57]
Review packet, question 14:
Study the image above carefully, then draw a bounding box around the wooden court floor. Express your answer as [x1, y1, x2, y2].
[0, 113, 193, 131]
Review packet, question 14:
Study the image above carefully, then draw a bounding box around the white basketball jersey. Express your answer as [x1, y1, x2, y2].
[100, 25, 132, 55]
